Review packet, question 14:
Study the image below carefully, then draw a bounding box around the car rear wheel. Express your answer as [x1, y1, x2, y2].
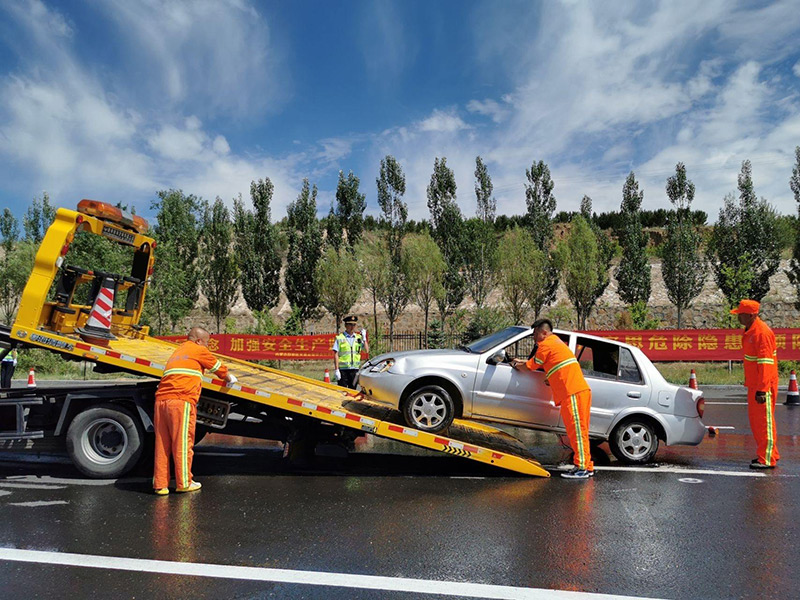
[402, 385, 455, 433]
[609, 418, 659, 464]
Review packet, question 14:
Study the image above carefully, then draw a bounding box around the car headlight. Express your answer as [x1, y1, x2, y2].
[369, 358, 395, 373]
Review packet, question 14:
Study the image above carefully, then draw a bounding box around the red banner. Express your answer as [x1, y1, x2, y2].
[587, 329, 800, 361]
[159, 329, 800, 362]
[159, 334, 338, 360]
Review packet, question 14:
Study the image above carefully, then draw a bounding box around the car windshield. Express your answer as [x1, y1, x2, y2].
[465, 326, 529, 354]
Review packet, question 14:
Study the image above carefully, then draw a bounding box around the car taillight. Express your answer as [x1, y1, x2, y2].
[697, 396, 705, 418]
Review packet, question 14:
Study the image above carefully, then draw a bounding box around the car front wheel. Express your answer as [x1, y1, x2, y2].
[402, 385, 455, 433]
[609, 418, 659, 464]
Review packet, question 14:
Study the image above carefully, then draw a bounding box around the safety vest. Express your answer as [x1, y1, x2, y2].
[336, 333, 363, 369]
[2, 349, 17, 365]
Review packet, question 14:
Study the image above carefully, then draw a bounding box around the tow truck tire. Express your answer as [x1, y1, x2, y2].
[609, 418, 659, 465]
[403, 385, 455, 433]
[66, 404, 144, 478]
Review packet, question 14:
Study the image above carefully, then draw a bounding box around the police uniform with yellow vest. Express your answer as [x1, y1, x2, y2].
[332, 316, 368, 389]
[153, 335, 230, 494]
[1, 348, 17, 389]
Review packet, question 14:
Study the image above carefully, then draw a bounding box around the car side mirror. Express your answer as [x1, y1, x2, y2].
[487, 350, 506, 365]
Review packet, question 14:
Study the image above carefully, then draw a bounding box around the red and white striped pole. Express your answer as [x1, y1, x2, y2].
[76, 276, 117, 345]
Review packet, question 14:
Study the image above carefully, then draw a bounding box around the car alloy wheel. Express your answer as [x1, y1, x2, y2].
[403, 385, 455, 433]
[609, 419, 659, 464]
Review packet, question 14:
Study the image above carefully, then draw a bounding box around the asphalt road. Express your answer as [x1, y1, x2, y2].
[0, 386, 798, 600]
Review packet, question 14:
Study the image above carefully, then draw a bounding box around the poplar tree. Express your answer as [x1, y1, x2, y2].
[661, 163, 706, 328]
[405, 232, 446, 343]
[474, 156, 495, 223]
[285, 179, 322, 327]
[356, 235, 390, 337]
[232, 178, 281, 314]
[316, 246, 360, 332]
[201, 198, 238, 333]
[524, 160, 558, 317]
[148, 189, 203, 332]
[615, 172, 651, 308]
[377, 156, 410, 348]
[709, 160, 780, 305]
[0, 209, 34, 323]
[335, 170, 367, 250]
[463, 157, 497, 309]
[23, 192, 56, 245]
[787, 146, 800, 309]
[558, 216, 600, 330]
[579, 196, 613, 316]
[497, 227, 544, 325]
[427, 157, 465, 320]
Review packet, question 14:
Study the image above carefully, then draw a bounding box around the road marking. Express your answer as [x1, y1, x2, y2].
[0, 483, 66, 489]
[0, 547, 664, 600]
[8, 500, 69, 507]
[6, 475, 115, 486]
[593, 466, 765, 478]
[678, 478, 703, 484]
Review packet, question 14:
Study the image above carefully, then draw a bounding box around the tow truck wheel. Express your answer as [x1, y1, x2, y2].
[66, 404, 144, 478]
[403, 385, 455, 433]
[609, 418, 659, 464]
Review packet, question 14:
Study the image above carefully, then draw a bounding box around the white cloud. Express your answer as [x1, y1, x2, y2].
[794, 61, 800, 78]
[466, 98, 511, 123]
[417, 109, 470, 133]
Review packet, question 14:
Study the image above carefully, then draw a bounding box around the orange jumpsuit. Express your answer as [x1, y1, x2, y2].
[153, 340, 228, 490]
[527, 334, 593, 472]
[742, 317, 779, 466]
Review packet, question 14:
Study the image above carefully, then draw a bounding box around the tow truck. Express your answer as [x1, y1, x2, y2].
[0, 200, 550, 478]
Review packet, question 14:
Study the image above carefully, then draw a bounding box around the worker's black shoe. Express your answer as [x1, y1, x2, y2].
[561, 468, 594, 479]
[750, 459, 775, 469]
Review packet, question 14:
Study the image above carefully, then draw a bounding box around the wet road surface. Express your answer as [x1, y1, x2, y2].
[1, 386, 799, 599]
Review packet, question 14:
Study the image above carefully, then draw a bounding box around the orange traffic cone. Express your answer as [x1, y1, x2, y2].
[785, 370, 799, 406]
[27, 367, 36, 388]
[76, 276, 117, 345]
[688, 369, 698, 390]
[324, 369, 330, 383]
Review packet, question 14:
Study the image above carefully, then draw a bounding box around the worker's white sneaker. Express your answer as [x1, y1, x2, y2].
[176, 481, 202, 493]
[561, 468, 594, 479]
[154, 488, 169, 496]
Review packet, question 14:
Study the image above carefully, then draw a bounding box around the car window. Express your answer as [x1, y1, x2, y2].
[576, 337, 620, 381]
[503, 331, 571, 362]
[467, 326, 529, 354]
[618, 347, 642, 383]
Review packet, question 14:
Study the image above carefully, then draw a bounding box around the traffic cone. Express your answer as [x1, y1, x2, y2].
[76, 276, 117, 345]
[27, 367, 36, 388]
[324, 369, 330, 383]
[688, 369, 698, 390]
[785, 370, 799, 406]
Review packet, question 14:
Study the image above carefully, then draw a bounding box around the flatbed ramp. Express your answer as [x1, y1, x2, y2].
[17, 331, 550, 477]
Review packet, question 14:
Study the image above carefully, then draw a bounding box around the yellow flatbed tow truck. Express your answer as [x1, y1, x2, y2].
[0, 201, 549, 478]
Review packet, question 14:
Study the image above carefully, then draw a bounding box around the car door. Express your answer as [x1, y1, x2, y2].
[471, 331, 561, 427]
[562, 337, 651, 436]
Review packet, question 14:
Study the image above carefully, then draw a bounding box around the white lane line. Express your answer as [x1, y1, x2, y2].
[0, 483, 65, 489]
[594, 466, 765, 478]
[0, 547, 662, 600]
[8, 501, 69, 507]
[6, 476, 115, 487]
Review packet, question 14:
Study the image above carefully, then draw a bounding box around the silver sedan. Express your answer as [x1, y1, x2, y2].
[357, 326, 706, 464]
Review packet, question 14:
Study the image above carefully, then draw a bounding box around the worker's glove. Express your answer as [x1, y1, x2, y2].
[226, 374, 238, 386]
[335, 369, 341, 380]
[360, 329, 367, 339]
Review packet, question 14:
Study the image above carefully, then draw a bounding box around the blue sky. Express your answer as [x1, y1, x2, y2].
[1, 0, 800, 226]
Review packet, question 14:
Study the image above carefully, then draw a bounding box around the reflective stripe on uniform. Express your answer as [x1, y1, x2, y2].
[207, 359, 222, 374]
[163, 368, 203, 378]
[181, 402, 190, 488]
[534, 357, 544, 365]
[570, 394, 586, 470]
[765, 390, 775, 466]
[546, 357, 578, 379]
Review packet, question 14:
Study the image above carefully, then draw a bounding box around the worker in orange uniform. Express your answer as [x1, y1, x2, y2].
[153, 327, 236, 495]
[512, 318, 594, 479]
[730, 299, 780, 469]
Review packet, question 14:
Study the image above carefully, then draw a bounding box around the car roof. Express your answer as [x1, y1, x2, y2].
[552, 328, 641, 353]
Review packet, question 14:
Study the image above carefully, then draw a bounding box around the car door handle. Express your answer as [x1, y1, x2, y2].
[627, 391, 641, 398]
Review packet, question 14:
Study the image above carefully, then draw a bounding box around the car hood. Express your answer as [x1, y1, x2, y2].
[365, 348, 472, 365]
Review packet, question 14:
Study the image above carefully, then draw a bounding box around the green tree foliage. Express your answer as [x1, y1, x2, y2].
[23, 191, 56, 245]
[232, 178, 281, 312]
[557, 215, 604, 330]
[0, 210, 35, 323]
[580, 196, 614, 304]
[201, 198, 238, 333]
[462, 217, 497, 309]
[427, 157, 466, 319]
[787, 146, 800, 309]
[334, 170, 367, 250]
[356, 235, 390, 336]
[661, 163, 706, 328]
[325, 203, 343, 251]
[377, 155, 410, 347]
[614, 172, 651, 306]
[285, 179, 323, 327]
[146, 190, 203, 333]
[497, 227, 543, 325]
[474, 156, 495, 223]
[405, 232, 446, 344]
[523, 160, 558, 316]
[316, 246, 360, 331]
[709, 160, 780, 305]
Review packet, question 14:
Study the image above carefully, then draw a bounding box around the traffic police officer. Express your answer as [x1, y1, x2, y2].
[332, 315, 369, 389]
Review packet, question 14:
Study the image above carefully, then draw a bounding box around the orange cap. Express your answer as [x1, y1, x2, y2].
[730, 299, 760, 315]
